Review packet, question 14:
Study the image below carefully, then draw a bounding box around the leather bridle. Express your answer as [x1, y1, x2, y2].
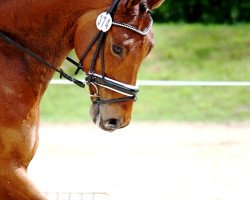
[67, 0, 153, 104]
[0, 0, 153, 104]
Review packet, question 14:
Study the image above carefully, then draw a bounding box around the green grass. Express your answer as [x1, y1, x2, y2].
[40, 85, 92, 122]
[41, 24, 250, 122]
[139, 23, 250, 81]
[134, 86, 250, 122]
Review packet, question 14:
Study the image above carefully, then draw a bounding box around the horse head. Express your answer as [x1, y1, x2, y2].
[74, 0, 164, 131]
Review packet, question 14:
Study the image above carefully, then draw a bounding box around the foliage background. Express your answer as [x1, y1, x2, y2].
[153, 0, 250, 23]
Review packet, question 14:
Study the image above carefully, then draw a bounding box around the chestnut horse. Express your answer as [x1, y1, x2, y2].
[0, 0, 164, 199]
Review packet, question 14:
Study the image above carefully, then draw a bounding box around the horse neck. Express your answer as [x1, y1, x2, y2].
[0, 0, 110, 88]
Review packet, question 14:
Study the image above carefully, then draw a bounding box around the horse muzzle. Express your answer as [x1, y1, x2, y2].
[90, 102, 130, 132]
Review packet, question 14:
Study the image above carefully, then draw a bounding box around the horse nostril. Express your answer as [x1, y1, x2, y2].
[108, 118, 118, 126]
[104, 118, 121, 131]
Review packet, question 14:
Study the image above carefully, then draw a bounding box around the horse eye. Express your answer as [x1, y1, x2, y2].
[112, 45, 124, 57]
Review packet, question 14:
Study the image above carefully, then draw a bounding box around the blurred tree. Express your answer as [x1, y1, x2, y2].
[152, 0, 250, 23]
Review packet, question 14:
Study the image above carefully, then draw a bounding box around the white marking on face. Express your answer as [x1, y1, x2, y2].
[120, 34, 135, 48]
[123, 38, 135, 47]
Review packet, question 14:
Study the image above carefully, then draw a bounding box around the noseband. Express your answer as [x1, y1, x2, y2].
[0, 0, 152, 104]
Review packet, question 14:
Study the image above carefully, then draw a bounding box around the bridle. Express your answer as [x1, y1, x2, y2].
[68, 0, 153, 104]
[0, 0, 153, 104]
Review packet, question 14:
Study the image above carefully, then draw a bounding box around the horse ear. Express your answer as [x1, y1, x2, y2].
[125, 0, 141, 9]
[147, 0, 165, 10]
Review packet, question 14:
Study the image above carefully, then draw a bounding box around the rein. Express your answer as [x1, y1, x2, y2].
[0, 32, 85, 88]
[0, 0, 152, 104]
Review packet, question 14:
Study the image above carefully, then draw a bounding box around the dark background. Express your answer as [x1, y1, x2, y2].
[153, 0, 250, 23]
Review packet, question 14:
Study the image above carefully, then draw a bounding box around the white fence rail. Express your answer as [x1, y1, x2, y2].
[50, 79, 250, 87]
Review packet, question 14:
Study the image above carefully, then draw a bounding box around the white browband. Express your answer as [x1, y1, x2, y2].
[112, 17, 153, 36]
